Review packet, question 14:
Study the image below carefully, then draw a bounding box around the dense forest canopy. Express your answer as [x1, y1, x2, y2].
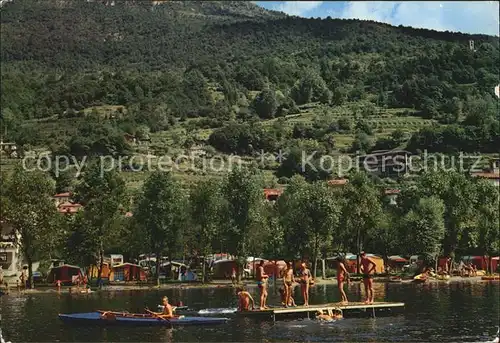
[0, 0, 499, 160]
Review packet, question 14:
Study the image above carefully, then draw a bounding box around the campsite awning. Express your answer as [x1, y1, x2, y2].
[389, 255, 408, 263]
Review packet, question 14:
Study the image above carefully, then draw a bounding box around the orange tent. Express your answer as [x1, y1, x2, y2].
[112, 263, 146, 281]
[89, 263, 113, 280]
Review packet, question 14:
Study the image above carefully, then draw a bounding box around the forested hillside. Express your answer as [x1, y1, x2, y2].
[1, 0, 499, 183]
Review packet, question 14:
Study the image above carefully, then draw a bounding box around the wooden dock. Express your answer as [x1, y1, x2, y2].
[236, 302, 405, 321]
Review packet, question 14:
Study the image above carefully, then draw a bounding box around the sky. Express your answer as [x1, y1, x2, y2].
[256, 1, 500, 36]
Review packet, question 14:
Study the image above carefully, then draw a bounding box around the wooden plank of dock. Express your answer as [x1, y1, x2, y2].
[236, 302, 405, 320]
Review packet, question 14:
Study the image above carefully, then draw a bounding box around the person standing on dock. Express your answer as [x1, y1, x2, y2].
[360, 252, 376, 304]
[283, 262, 295, 308]
[299, 262, 312, 306]
[256, 260, 269, 310]
[336, 257, 349, 304]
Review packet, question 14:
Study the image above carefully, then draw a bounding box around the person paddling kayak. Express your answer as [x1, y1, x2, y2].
[157, 296, 174, 318]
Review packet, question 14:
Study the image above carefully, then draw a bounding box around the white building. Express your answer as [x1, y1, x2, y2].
[0, 221, 22, 282]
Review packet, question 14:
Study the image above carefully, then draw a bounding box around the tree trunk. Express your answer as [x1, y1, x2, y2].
[321, 259, 326, 279]
[273, 260, 278, 294]
[313, 257, 318, 279]
[97, 240, 104, 289]
[155, 252, 161, 287]
[27, 257, 34, 289]
[356, 227, 361, 274]
[313, 239, 318, 278]
[202, 256, 206, 284]
[236, 257, 242, 283]
[252, 257, 256, 278]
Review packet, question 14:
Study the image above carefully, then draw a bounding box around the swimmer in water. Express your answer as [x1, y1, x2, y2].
[316, 309, 343, 321]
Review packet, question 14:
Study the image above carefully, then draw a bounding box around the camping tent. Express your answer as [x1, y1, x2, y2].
[387, 255, 408, 270]
[88, 263, 113, 280]
[212, 259, 237, 279]
[47, 264, 83, 284]
[111, 263, 146, 282]
[460, 256, 499, 272]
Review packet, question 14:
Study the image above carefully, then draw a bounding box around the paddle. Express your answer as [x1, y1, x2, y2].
[145, 309, 170, 322]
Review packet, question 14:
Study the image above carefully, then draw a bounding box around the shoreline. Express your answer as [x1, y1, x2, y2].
[1, 275, 497, 294]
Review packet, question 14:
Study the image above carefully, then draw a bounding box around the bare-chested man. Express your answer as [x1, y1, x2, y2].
[360, 252, 376, 304]
[157, 296, 174, 318]
[256, 260, 269, 310]
[283, 262, 295, 308]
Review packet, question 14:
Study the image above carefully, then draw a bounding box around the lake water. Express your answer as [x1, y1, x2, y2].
[1, 281, 499, 342]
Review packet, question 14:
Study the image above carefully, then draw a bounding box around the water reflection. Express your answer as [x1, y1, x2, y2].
[0, 282, 498, 342]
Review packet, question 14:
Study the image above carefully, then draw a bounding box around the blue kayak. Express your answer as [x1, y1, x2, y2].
[59, 312, 229, 326]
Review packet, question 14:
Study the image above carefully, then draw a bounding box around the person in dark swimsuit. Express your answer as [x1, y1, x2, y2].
[299, 262, 312, 306]
[256, 260, 269, 310]
[283, 262, 295, 308]
[360, 252, 376, 304]
[336, 257, 349, 304]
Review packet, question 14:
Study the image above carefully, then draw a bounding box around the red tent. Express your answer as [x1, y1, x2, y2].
[48, 264, 83, 284]
[387, 255, 408, 270]
[462, 256, 489, 270]
[491, 257, 499, 272]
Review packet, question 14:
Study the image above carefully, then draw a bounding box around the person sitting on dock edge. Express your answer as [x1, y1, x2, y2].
[256, 260, 269, 310]
[299, 262, 312, 306]
[236, 287, 255, 312]
[360, 252, 376, 304]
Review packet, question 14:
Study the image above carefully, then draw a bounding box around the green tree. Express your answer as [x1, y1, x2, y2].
[4, 167, 60, 288]
[399, 196, 445, 264]
[133, 171, 186, 286]
[253, 89, 278, 119]
[73, 162, 126, 288]
[339, 172, 383, 272]
[220, 168, 264, 281]
[351, 132, 374, 153]
[278, 175, 339, 277]
[474, 179, 500, 273]
[189, 179, 224, 283]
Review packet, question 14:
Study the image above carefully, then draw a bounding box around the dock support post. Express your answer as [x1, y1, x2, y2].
[372, 306, 376, 318]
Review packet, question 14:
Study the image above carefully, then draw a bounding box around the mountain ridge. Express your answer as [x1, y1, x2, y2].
[0, 0, 498, 165]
